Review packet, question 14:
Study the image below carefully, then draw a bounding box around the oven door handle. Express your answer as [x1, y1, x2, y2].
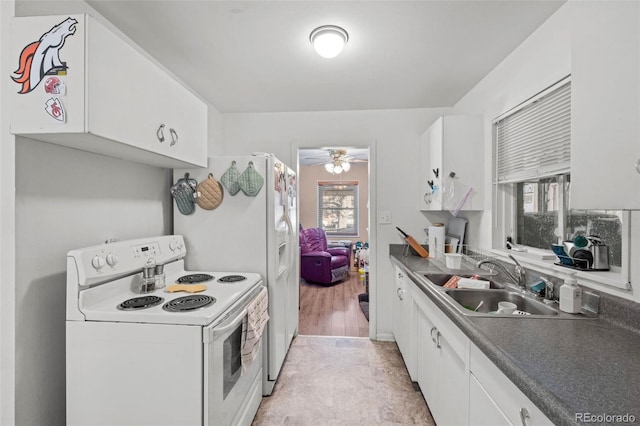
[204, 307, 247, 343]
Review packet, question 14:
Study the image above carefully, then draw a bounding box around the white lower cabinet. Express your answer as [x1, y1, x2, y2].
[400, 270, 554, 426]
[469, 374, 511, 426]
[392, 266, 416, 379]
[413, 285, 469, 426]
[416, 309, 438, 407]
[469, 344, 553, 426]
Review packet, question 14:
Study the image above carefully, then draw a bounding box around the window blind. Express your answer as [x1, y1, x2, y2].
[494, 77, 571, 183]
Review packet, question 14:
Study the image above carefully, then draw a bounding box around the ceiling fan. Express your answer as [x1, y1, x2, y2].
[299, 148, 368, 173]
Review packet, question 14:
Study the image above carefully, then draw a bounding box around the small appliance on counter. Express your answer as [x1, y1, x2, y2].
[552, 235, 610, 271]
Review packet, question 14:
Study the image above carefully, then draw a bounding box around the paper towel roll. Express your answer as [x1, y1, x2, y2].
[428, 225, 445, 258]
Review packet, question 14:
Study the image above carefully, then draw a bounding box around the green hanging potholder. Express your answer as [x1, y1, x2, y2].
[183, 173, 198, 192]
[220, 161, 241, 196]
[237, 161, 264, 197]
[170, 180, 196, 215]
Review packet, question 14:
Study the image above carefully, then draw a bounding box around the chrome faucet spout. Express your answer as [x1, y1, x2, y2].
[507, 254, 526, 289]
[475, 257, 526, 289]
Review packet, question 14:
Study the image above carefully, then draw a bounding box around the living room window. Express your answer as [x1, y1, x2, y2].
[317, 181, 359, 237]
[495, 76, 626, 270]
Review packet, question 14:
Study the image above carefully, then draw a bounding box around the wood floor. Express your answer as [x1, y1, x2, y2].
[298, 272, 369, 337]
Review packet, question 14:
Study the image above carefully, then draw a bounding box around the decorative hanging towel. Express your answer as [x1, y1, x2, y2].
[237, 161, 264, 197]
[196, 173, 224, 210]
[171, 179, 196, 215]
[220, 160, 242, 195]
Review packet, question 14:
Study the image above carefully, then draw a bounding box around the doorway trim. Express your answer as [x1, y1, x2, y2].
[292, 140, 377, 340]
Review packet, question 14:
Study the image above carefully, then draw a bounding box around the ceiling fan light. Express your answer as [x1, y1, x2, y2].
[310, 25, 348, 58]
[341, 161, 351, 172]
[325, 163, 334, 173]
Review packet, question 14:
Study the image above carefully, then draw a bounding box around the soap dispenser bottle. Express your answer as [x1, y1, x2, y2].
[559, 271, 582, 313]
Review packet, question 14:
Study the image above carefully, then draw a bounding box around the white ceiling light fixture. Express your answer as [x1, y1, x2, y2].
[310, 25, 349, 58]
[324, 149, 351, 174]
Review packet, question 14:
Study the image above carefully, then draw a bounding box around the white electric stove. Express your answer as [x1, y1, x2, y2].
[66, 235, 266, 426]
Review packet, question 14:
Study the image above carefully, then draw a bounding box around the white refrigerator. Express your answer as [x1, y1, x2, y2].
[173, 154, 298, 395]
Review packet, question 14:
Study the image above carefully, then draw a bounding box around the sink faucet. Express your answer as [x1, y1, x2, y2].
[475, 254, 526, 290]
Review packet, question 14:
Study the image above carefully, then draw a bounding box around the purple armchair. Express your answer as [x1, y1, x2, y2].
[300, 228, 350, 285]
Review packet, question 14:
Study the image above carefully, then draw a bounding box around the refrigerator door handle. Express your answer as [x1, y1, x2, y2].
[282, 212, 294, 279]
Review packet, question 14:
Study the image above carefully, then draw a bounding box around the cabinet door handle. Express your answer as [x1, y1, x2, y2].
[169, 128, 178, 146]
[635, 158, 640, 174]
[156, 124, 166, 142]
[430, 327, 437, 344]
[519, 407, 530, 426]
[396, 288, 404, 300]
[435, 330, 441, 348]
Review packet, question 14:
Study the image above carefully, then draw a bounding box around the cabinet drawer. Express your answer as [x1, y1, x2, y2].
[470, 344, 553, 426]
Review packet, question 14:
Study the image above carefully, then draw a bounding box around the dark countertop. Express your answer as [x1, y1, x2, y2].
[389, 246, 640, 426]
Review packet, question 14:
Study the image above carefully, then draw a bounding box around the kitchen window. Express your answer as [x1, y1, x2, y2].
[495, 76, 626, 272]
[317, 181, 358, 237]
[514, 175, 624, 267]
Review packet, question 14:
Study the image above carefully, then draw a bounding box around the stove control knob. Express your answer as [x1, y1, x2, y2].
[169, 240, 178, 251]
[106, 253, 118, 267]
[91, 255, 106, 270]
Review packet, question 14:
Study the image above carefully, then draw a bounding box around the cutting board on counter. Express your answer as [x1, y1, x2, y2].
[448, 217, 467, 249]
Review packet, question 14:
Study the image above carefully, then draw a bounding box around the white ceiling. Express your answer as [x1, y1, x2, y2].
[17, 0, 565, 114]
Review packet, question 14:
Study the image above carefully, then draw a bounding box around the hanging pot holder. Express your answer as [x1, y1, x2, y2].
[171, 180, 196, 215]
[182, 173, 198, 192]
[196, 173, 224, 210]
[238, 161, 264, 197]
[220, 160, 242, 195]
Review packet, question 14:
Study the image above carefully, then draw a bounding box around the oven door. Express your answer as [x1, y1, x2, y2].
[203, 289, 264, 426]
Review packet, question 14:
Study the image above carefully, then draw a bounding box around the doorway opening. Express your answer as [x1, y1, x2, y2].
[296, 146, 371, 338]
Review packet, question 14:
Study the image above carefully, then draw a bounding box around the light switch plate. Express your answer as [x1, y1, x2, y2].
[379, 211, 392, 224]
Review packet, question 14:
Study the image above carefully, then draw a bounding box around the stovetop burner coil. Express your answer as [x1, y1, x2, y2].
[163, 295, 216, 312]
[218, 275, 247, 283]
[176, 273, 214, 284]
[118, 295, 164, 311]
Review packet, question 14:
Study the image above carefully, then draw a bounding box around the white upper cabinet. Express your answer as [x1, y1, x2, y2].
[418, 115, 484, 211]
[570, 1, 640, 209]
[10, 14, 207, 168]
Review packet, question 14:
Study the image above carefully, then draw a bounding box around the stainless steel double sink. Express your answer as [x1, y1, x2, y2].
[420, 273, 588, 319]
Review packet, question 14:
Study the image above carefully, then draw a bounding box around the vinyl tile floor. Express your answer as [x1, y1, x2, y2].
[252, 335, 435, 426]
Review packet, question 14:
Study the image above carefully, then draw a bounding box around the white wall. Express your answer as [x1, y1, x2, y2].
[453, 2, 571, 249]
[14, 138, 171, 425]
[0, 1, 16, 423]
[221, 108, 452, 338]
